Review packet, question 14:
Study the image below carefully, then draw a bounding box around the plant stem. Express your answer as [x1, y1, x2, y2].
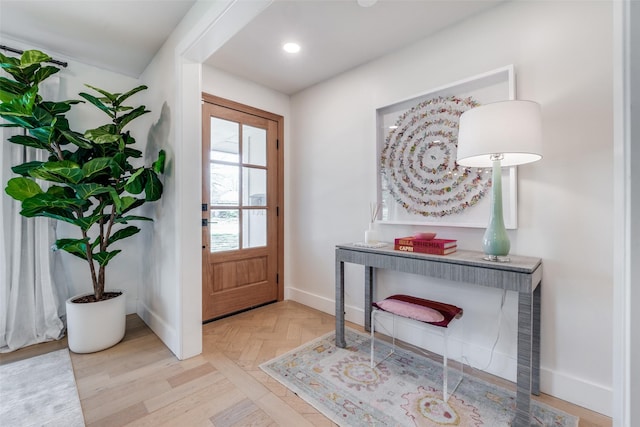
[52, 141, 64, 161]
[82, 228, 100, 299]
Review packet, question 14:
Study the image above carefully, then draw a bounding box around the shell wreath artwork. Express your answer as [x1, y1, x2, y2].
[380, 95, 491, 218]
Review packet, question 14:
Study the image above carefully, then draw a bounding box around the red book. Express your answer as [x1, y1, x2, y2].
[394, 237, 457, 249]
[395, 244, 457, 255]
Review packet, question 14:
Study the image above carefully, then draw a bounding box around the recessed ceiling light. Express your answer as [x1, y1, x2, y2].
[283, 42, 301, 53]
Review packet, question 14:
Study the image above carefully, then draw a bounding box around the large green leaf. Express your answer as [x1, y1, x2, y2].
[46, 185, 75, 199]
[60, 130, 92, 149]
[110, 152, 126, 178]
[114, 215, 153, 224]
[29, 167, 65, 183]
[116, 85, 147, 105]
[0, 86, 37, 117]
[40, 160, 84, 184]
[0, 76, 27, 98]
[124, 168, 146, 194]
[108, 187, 123, 213]
[30, 126, 54, 144]
[32, 106, 54, 126]
[115, 105, 148, 131]
[13, 63, 40, 84]
[84, 84, 119, 104]
[124, 147, 142, 158]
[40, 100, 81, 115]
[8, 134, 50, 150]
[33, 66, 60, 85]
[144, 169, 163, 201]
[70, 183, 111, 200]
[107, 225, 140, 246]
[82, 157, 112, 180]
[0, 115, 36, 129]
[20, 50, 51, 67]
[33, 209, 78, 225]
[11, 161, 44, 177]
[5, 177, 43, 201]
[153, 150, 166, 174]
[78, 91, 114, 118]
[74, 213, 105, 231]
[84, 124, 120, 144]
[55, 238, 89, 260]
[122, 132, 135, 145]
[20, 193, 86, 217]
[119, 196, 140, 213]
[0, 52, 20, 67]
[93, 250, 121, 266]
[51, 115, 71, 131]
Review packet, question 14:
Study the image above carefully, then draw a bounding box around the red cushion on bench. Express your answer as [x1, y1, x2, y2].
[372, 294, 463, 328]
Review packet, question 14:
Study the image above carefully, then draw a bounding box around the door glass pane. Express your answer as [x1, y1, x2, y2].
[242, 125, 266, 166]
[242, 167, 266, 206]
[210, 163, 239, 205]
[242, 209, 266, 248]
[210, 117, 239, 162]
[210, 209, 239, 252]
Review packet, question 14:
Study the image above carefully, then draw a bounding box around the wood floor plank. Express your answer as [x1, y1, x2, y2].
[166, 362, 217, 388]
[143, 371, 225, 413]
[88, 402, 148, 427]
[255, 393, 315, 427]
[131, 379, 244, 427]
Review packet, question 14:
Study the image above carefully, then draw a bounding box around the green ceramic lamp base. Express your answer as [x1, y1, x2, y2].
[483, 157, 511, 263]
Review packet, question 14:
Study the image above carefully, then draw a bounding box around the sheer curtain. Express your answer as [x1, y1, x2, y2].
[0, 77, 66, 352]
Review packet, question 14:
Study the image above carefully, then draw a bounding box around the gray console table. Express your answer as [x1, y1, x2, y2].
[335, 243, 542, 427]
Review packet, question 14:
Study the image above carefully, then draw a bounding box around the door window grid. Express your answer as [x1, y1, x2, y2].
[209, 119, 268, 252]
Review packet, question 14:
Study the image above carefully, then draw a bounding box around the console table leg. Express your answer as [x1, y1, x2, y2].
[515, 290, 533, 426]
[335, 259, 346, 348]
[364, 266, 375, 332]
[533, 283, 541, 395]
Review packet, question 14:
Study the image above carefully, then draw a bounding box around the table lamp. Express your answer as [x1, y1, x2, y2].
[456, 100, 542, 262]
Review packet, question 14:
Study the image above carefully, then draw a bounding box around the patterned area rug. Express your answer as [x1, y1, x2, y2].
[0, 349, 85, 426]
[261, 329, 578, 427]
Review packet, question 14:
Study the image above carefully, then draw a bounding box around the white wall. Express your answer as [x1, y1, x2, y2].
[626, 1, 639, 423]
[201, 65, 290, 119]
[0, 36, 144, 314]
[287, 1, 613, 415]
[627, 2, 640, 425]
[135, 1, 218, 358]
[137, 0, 272, 359]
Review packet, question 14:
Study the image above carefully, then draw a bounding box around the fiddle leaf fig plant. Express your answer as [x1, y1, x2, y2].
[0, 50, 165, 302]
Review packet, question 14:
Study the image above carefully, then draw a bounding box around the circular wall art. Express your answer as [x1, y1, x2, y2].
[380, 95, 491, 218]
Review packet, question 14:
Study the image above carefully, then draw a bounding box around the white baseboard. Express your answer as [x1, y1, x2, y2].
[540, 367, 612, 417]
[286, 286, 612, 417]
[136, 300, 179, 357]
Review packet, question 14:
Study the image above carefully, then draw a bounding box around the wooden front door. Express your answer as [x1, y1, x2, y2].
[201, 95, 283, 321]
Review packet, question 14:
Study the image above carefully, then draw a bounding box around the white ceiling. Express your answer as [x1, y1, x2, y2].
[0, 0, 504, 95]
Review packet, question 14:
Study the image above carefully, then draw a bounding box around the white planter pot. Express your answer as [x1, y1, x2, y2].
[66, 290, 126, 353]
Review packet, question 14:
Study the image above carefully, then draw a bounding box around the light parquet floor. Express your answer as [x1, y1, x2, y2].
[2, 300, 612, 427]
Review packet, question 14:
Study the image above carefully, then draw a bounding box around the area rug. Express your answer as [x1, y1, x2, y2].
[0, 349, 85, 426]
[260, 329, 578, 427]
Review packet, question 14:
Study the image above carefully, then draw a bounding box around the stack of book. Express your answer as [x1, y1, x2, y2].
[394, 236, 457, 255]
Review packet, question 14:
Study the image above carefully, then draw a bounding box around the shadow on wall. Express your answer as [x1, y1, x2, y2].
[141, 102, 172, 306]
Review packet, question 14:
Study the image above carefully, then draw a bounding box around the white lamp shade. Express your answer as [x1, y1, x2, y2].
[456, 100, 543, 167]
